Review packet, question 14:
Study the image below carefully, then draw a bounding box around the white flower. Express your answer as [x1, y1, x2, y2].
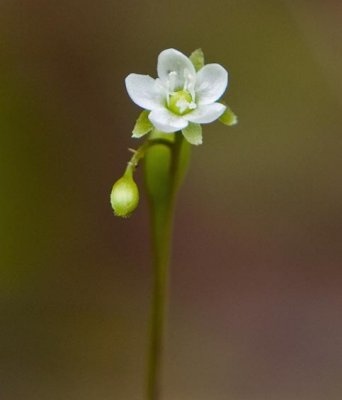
[125, 48, 229, 145]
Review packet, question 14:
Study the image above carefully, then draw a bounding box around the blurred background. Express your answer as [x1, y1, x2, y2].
[1, 0, 342, 399]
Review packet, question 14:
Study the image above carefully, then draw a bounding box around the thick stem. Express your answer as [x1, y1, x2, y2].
[147, 196, 173, 400]
[145, 134, 187, 400]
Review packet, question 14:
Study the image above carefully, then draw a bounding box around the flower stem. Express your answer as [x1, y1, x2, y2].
[147, 190, 173, 400]
[144, 133, 190, 400]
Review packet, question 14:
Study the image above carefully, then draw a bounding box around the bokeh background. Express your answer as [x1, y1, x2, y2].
[1, 1, 342, 399]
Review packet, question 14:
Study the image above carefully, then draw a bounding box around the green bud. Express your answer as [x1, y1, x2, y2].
[110, 171, 139, 217]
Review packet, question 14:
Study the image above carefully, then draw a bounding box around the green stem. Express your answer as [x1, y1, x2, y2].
[147, 194, 173, 400]
[126, 139, 172, 173]
[145, 133, 189, 400]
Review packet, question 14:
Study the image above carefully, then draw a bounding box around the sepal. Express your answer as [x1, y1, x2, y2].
[182, 123, 203, 145]
[132, 110, 153, 138]
[219, 107, 238, 126]
[189, 48, 205, 71]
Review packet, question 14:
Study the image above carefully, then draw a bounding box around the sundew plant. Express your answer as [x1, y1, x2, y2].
[110, 48, 237, 400]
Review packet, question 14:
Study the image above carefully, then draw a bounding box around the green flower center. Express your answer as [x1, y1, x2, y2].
[168, 90, 196, 115]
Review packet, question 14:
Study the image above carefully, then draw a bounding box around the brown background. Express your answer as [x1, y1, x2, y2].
[1, 1, 342, 399]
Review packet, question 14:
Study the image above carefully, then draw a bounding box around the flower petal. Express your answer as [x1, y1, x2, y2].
[184, 103, 226, 124]
[182, 123, 203, 145]
[195, 64, 228, 105]
[157, 49, 196, 91]
[125, 74, 164, 110]
[149, 109, 188, 133]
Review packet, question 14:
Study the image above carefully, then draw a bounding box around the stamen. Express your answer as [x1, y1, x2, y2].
[176, 99, 190, 114]
[168, 89, 196, 115]
[168, 71, 177, 92]
[183, 69, 196, 99]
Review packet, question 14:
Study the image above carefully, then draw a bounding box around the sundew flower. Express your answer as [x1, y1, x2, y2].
[125, 48, 234, 145]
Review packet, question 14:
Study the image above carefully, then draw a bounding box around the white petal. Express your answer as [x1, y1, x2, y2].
[149, 109, 188, 133]
[125, 74, 164, 110]
[195, 64, 228, 105]
[157, 49, 196, 91]
[185, 103, 226, 124]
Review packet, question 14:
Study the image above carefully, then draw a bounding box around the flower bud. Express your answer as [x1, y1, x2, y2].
[110, 171, 139, 217]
